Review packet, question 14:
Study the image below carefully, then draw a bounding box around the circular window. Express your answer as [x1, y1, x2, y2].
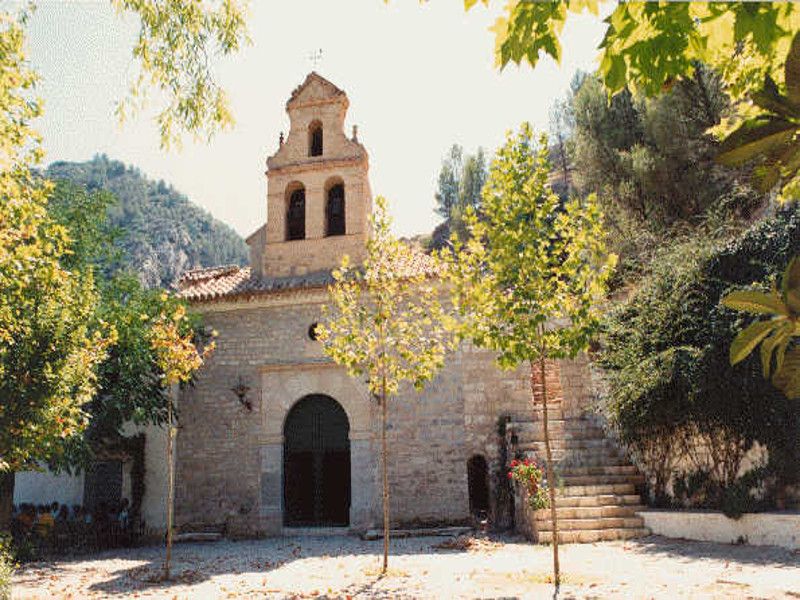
[308, 322, 321, 341]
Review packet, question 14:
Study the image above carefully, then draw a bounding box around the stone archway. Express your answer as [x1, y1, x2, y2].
[283, 394, 351, 526]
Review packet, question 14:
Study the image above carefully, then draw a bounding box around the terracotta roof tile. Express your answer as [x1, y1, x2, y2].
[177, 247, 440, 303]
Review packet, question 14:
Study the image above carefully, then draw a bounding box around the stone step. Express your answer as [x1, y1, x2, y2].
[555, 465, 639, 477]
[515, 430, 610, 443]
[521, 456, 631, 471]
[534, 516, 645, 532]
[554, 493, 642, 508]
[535, 504, 645, 520]
[518, 438, 620, 451]
[558, 473, 645, 487]
[559, 483, 637, 496]
[555, 454, 632, 468]
[507, 419, 606, 437]
[537, 527, 650, 544]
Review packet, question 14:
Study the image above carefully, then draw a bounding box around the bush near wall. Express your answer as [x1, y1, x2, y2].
[0, 533, 14, 600]
[599, 205, 800, 515]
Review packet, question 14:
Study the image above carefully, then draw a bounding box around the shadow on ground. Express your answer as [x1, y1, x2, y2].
[71, 533, 490, 595]
[629, 535, 800, 568]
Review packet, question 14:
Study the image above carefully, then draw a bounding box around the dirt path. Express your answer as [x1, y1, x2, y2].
[12, 534, 800, 599]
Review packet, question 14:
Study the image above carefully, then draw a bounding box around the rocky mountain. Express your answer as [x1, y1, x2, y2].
[46, 155, 248, 289]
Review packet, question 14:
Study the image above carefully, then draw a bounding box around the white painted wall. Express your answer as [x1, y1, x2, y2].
[639, 509, 800, 550]
[14, 470, 84, 507]
[13, 421, 170, 534]
[123, 421, 170, 532]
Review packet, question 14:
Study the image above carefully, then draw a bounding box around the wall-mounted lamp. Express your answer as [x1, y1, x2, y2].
[230, 376, 252, 411]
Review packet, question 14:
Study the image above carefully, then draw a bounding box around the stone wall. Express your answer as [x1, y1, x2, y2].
[176, 290, 598, 537]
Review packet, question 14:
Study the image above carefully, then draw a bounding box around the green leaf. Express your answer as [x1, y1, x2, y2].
[759, 327, 789, 378]
[721, 289, 787, 315]
[782, 256, 800, 314]
[772, 345, 800, 399]
[729, 319, 779, 365]
[717, 116, 799, 168]
[751, 76, 800, 119]
[786, 32, 800, 106]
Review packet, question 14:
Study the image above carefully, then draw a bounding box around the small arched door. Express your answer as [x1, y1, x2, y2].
[467, 454, 490, 517]
[283, 395, 350, 526]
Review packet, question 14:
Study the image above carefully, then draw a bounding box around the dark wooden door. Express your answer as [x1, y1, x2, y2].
[283, 395, 350, 526]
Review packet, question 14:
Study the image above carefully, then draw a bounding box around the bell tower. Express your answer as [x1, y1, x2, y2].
[248, 72, 372, 278]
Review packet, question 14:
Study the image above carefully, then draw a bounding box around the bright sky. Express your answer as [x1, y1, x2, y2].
[26, 1, 609, 238]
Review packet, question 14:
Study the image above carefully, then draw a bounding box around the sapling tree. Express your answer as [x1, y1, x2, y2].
[149, 299, 215, 580]
[444, 124, 615, 587]
[316, 196, 453, 573]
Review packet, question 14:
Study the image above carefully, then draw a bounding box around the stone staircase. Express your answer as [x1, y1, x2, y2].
[508, 407, 650, 544]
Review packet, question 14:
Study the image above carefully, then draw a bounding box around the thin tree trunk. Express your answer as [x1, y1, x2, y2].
[532, 357, 560, 587]
[164, 401, 175, 580]
[381, 374, 389, 574]
[0, 472, 14, 531]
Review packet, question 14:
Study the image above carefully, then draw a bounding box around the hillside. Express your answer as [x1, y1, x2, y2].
[46, 155, 248, 289]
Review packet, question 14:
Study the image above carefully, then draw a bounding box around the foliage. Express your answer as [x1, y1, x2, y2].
[567, 68, 761, 284]
[599, 205, 800, 507]
[318, 196, 452, 397]
[430, 145, 488, 249]
[548, 94, 574, 198]
[717, 35, 800, 199]
[0, 533, 13, 600]
[112, 0, 250, 149]
[148, 297, 214, 581]
[723, 257, 800, 400]
[444, 123, 614, 586]
[508, 458, 548, 510]
[465, 1, 800, 195]
[149, 300, 215, 388]
[572, 68, 751, 222]
[43, 182, 211, 472]
[444, 124, 615, 367]
[47, 155, 248, 289]
[0, 13, 113, 476]
[472, 1, 799, 99]
[317, 196, 453, 572]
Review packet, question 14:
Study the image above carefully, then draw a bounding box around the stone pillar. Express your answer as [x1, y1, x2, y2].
[259, 435, 283, 535]
[349, 431, 377, 532]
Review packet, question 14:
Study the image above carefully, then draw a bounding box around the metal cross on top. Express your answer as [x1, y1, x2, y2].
[309, 48, 323, 70]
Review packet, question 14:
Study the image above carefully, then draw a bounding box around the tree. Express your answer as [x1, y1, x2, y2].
[149, 300, 215, 580]
[316, 196, 453, 573]
[443, 124, 615, 587]
[465, 1, 800, 196]
[0, 15, 113, 527]
[110, 0, 250, 149]
[549, 96, 574, 196]
[431, 145, 488, 249]
[45, 182, 210, 470]
[434, 145, 463, 221]
[0, 0, 244, 526]
[599, 208, 800, 509]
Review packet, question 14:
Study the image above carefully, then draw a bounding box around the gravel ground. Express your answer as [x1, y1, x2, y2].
[11, 534, 800, 599]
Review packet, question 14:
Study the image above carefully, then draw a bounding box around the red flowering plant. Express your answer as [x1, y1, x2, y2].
[508, 458, 549, 510]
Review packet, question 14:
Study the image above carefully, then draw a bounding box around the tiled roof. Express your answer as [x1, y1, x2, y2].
[176, 248, 440, 303]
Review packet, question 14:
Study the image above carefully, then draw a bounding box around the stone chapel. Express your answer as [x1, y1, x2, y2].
[175, 72, 648, 541]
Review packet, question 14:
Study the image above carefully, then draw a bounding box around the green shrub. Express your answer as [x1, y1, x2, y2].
[0, 533, 15, 600]
[599, 204, 800, 510]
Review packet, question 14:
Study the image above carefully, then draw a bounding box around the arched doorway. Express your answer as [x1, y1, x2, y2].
[467, 454, 490, 518]
[283, 395, 350, 526]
